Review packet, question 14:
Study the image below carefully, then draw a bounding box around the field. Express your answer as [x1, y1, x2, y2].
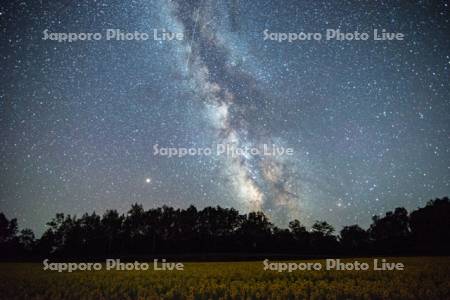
[0, 257, 449, 300]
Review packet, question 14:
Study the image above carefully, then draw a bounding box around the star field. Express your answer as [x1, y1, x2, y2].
[0, 0, 449, 234]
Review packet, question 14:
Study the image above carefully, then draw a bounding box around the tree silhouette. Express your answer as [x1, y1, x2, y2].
[289, 219, 310, 252]
[369, 207, 410, 253]
[1, 197, 449, 259]
[102, 210, 124, 255]
[410, 197, 450, 254]
[340, 225, 370, 253]
[310, 221, 338, 253]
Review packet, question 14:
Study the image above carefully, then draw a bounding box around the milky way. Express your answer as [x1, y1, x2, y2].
[0, 0, 449, 234]
[165, 0, 301, 223]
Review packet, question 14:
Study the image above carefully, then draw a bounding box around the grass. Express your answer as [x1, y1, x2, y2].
[0, 257, 449, 299]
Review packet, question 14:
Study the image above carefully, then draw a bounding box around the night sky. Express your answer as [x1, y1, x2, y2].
[1, 0, 449, 235]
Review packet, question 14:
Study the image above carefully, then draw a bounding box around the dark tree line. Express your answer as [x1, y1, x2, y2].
[1, 197, 449, 260]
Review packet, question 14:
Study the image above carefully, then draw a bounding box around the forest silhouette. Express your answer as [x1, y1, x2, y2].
[1, 197, 449, 260]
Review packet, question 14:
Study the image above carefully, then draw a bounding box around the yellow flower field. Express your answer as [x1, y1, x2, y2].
[0, 257, 449, 300]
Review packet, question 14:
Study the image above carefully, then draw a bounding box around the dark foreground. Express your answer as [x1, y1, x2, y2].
[0, 257, 449, 300]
